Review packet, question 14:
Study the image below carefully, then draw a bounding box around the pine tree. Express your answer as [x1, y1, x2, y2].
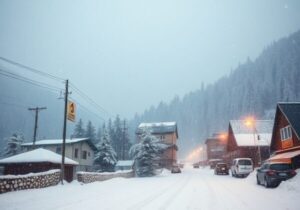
[2, 133, 24, 157]
[121, 120, 132, 160]
[73, 118, 85, 138]
[85, 120, 96, 143]
[94, 129, 117, 172]
[113, 115, 122, 158]
[129, 128, 168, 177]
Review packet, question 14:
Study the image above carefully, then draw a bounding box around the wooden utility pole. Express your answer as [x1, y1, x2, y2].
[61, 79, 69, 185]
[28, 107, 47, 148]
[122, 120, 128, 160]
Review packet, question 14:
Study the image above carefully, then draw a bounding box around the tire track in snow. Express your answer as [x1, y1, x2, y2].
[126, 174, 188, 210]
[157, 174, 191, 210]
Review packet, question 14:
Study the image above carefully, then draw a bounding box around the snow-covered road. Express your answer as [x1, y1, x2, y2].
[1, 166, 299, 210]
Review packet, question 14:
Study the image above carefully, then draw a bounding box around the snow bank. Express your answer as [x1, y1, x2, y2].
[277, 169, 300, 192]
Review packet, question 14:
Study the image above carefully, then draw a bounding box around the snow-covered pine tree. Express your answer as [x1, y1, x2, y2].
[2, 133, 24, 157]
[73, 118, 85, 138]
[129, 128, 168, 177]
[94, 129, 117, 172]
[85, 120, 96, 144]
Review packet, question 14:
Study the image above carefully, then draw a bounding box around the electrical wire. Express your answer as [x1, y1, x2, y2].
[0, 56, 65, 82]
[69, 82, 113, 118]
[0, 68, 62, 93]
[69, 97, 106, 122]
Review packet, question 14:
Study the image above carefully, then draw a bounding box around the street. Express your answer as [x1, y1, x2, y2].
[0, 166, 298, 210]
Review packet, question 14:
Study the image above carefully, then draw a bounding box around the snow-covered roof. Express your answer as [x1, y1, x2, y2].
[22, 138, 88, 146]
[22, 138, 97, 151]
[230, 120, 273, 146]
[116, 160, 134, 167]
[0, 148, 78, 165]
[136, 122, 178, 137]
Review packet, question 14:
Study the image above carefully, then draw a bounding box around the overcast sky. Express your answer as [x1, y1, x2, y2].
[1, 0, 300, 119]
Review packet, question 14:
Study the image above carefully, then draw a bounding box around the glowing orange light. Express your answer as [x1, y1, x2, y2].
[244, 116, 256, 128]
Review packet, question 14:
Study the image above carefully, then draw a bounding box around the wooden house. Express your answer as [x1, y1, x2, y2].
[22, 138, 97, 172]
[0, 148, 78, 182]
[224, 120, 273, 166]
[136, 122, 178, 169]
[268, 103, 300, 169]
[205, 133, 227, 161]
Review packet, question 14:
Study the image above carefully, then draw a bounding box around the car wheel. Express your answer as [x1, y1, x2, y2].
[256, 176, 260, 185]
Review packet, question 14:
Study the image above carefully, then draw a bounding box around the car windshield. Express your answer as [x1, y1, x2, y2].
[238, 160, 252, 165]
[217, 164, 227, 167]
[270, 164, 291, 171]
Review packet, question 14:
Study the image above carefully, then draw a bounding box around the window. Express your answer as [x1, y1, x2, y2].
[280, 126, 292, 141]
[56, 146, 61, 154]
[160, 135, 165, 140]
[82, 151, 87, 159]
[74, 148, 78, 158]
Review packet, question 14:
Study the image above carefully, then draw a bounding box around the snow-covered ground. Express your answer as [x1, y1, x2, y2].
[0, 166, 299, 210]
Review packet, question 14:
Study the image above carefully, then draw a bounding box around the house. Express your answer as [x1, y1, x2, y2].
[115, 160, 134, 171]
[136, 122, 178, 169]
[22, 138, 97, 172]
[268, 103, 300, 169]
[0, 148, 78, 182]
[224, 120, 273, 166]
[205, 133, 227, 161]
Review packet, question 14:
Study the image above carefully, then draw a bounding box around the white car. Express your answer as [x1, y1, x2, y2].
[231, 158, 253, 178]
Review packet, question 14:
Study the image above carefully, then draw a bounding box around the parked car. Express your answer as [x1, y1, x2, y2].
[193, 162, 200, 168]
[178, 163, 184, 168]
[214, 163, 229, 175]
[208, 159, 223, 169]
[171, 165, 182, 173]
[256, 162, 297, 188]
[231, 158, 253, 178]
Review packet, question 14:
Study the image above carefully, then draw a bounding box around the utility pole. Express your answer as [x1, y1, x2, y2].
[122, 120, 128, 160]
[28, 107, 47, 148]
[61, 79, 69, 185]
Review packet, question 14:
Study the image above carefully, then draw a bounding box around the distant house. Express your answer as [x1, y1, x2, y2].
[0, 148, 78, 182]
[224, 120, 273, 166]
[205, 133, 227, 161]
[22, 138, 97, 172]
[136, 122, 179, 169]
[268, 103, 300, 169]
[115, 160, 134, 171]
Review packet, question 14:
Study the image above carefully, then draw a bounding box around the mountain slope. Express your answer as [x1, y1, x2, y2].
[130, 30, 300, 156]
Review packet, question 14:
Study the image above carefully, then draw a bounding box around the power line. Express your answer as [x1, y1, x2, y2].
[69, 82, 113, 118]
[0, 68, 62, 93]
[69, 97, 106, 122]
[0, 56, 65, 82]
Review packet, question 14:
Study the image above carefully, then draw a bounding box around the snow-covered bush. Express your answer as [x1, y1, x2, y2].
[2, 133, 24, 158]
[94, 129, 117, 172]
[130, 128, 168, 177]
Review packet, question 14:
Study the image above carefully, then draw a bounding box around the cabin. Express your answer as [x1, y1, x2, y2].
[136, 122, 178, 169]
[22, 138, 97, 172]
[0, 148, 78, 182]
[268, 103, 300, 169]
[224, 120, 273, 167]
[115, 160, 134, 171]
[205, 133, 227, 161]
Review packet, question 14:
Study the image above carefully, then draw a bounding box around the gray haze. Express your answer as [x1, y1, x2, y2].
[1, 0, 300, 118]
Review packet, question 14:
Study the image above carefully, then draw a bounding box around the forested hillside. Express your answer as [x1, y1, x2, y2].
[130, 30, 300, 156]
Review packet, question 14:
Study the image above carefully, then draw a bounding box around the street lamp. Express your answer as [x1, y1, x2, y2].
[244, 116, 262, 166]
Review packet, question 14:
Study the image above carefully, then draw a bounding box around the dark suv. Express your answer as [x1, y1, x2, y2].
[256, 162, 297, 188]
[214, 163, 229, 175]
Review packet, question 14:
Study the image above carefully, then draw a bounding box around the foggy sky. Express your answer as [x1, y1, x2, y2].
[1, 0, 300, 119]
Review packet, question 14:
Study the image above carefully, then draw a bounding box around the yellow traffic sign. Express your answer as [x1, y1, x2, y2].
[67, 101, 76, 122]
